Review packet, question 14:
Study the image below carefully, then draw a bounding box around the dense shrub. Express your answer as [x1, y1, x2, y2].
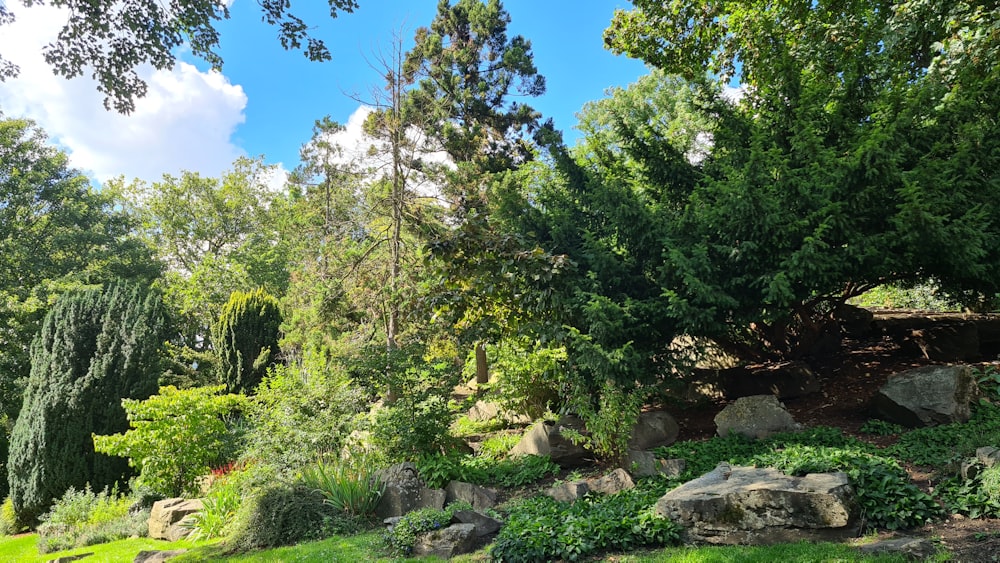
[34, 485, 145, 554]
[7, 282, 166, 525]
[213, 288, 282, 394]
[242, 362, 366, 471]
[93, 385, 245, 497]
[369, 394, 457, 461]
[227, 482, 359, 551]
[491, 488, 681, 562]
[416, 452, 559, 489]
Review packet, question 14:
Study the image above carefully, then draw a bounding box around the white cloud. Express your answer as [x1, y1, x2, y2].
[0, 4, 247, 183]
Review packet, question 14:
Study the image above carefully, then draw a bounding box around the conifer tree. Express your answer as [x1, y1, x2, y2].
[213, 289, 282, 394]
[7, 281, 166, 525]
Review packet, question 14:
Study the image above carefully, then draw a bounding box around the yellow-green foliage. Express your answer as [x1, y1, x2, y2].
[93, 385, 245, 497]
[212, 288, 282, 394]
[0, 497, 26, 536]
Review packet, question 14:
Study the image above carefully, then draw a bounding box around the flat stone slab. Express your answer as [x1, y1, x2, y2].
[655, 466, 857, 544]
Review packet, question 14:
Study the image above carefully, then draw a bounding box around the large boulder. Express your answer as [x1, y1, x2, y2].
[148, 498, 203, 541]
[508, 415, 590, 467]
[467, 400, 531, 425]
[375, 462, 446, 519]
[655, 465, 857, 544]
[412, 523, 477, 558]
[714, 395, 803, 439]
[586, 468, 635, 495]
[451, 509, 503, 537]
[628, 411, 680, 450]
[445, 481, 497, 511]
[872, 365, 977, 427]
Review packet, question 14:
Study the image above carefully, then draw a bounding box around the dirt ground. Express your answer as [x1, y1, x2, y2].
[670, 332, 1000, 562]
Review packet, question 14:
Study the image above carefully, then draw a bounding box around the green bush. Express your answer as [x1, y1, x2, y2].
[7, 282, 166, 525]
[213, 288, 283, 394]
[369, 393, 457, 461]
[472, 338, 565, 420]
[491, 488, 681, 562]
[187, 477, 243, 540]
[300, 454, 384, 517]
[93, 385, 245, 498]
[227, 482, 359, 551]
[0, 497, 26, 536]
[242, 362, 366, 472]
[385, 501, 472, 557]
[415, 452, 559, 489]
[35, 485, 144, 554]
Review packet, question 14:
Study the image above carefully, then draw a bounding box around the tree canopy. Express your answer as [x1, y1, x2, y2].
[0, 0, 360, 112]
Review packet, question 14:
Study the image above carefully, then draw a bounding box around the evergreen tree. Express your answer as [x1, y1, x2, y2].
[7, 281, 166, 525]
[213, 289, 282, 395]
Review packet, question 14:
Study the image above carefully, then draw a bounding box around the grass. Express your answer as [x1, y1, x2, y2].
[605, 541, 945, 562]
[0, 534, 212, 563]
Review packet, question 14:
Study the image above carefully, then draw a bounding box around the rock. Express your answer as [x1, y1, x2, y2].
[628, 411, 680, 450]
[375, 462, 446, 519]
[412, 523, 477, 558]
[716, 362, 821, 400]
[148, 498, 203, 542]
[586, 468, 635, 495]
[467, 400, 531, 425]
[445, 481, 497, 511]
[133, 550, 189, 563]
[856, 537, 938, 560]
[872, 365, 977, 427]
[544, 481, 590, 503]
[660, 458, 687, 478]
[714, 395, 803, 439]
[625, 451, 687, 478]
[509, 416, 590, 467]
[910, 323, 979, 361]
[452, 509, 503, 536]
[655, 466, 857, 544]
[978, 446, 1000, 467]
[47, 555, 93, 563]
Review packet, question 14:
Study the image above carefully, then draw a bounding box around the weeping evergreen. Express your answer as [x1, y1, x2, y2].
[213, 288, 282, 395]
[7, 281, 166, 525]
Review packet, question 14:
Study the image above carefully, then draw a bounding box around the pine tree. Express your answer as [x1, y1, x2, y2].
[7, 281, 166, 525]
[213, 289, 282, 394]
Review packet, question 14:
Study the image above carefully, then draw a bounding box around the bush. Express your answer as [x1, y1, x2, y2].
[369, 393, 457, 460]
[0, 497, 26, 536]
[300, 454, 384, 517]
[93, 385, 245, 498]
[7, 282, 166, 525]
[472, 338, 565, 420]
[35, 485, 144, 554]
[491, 489, 681, 562]
[213, 288, 283, 394]
[242, 362, 366, 472]
[415, 452, 559, 489]
[187, 477, 243, 540]
[227, 482, 359, 551]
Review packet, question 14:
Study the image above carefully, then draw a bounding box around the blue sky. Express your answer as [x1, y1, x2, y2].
[0, 1, 648, 183]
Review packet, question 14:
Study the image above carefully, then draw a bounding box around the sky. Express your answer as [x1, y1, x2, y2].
[0, 1, 649, 186]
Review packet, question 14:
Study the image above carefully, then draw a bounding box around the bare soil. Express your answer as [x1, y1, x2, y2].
[669, 332, 1000, 562]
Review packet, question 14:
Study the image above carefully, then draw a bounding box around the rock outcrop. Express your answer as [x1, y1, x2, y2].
[148, 498, 203, 542]
[714, 395, 803, 439]
[375, 462, 446, 519]
[872, 365, 977, 427]
[655, 465, 858, 544]
[411, 523, 477, 558]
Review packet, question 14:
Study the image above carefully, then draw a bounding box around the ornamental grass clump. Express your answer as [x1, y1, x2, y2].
[300, 454, 384, 517]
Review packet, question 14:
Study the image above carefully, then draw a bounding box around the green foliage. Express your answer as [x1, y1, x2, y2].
[0, 497, 25, 536]
[226, 482, 358, 552]
[478, 432, 523, 461]
[35, 485, 143, 554]
[7, 282, 166, 525]
[751, 445, 944, 530]
[242, 360, 366, 472]
[474, 338, 566, 420]
[975, 365, 1000, 402]
[300, 454, 384, 517]
[93, 385, 245, 498]
[938, 465, 1000, 519]
[384, 501, 472, 557]
[860, 419, 906, 437]
[213, 288, 283, 394]
[850, 281, 962, 312]
[888, 403, 1000, 468]
[415, 452, 559, 490]
[186, 479, 242, 540]
[491, 488, 681, 562]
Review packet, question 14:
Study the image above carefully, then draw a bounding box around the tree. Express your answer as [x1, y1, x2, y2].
[0, 0, 360, 112]
[0, 116, 160, 496]
[7, 281, 166, 525]
[93, 385, 244, 497]
[604, 0, 1000, 358]
[213, 288, 282, 395]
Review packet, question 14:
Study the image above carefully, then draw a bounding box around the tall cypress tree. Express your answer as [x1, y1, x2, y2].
[7, 281, 166, 525]
[213, 288, 282, 395]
